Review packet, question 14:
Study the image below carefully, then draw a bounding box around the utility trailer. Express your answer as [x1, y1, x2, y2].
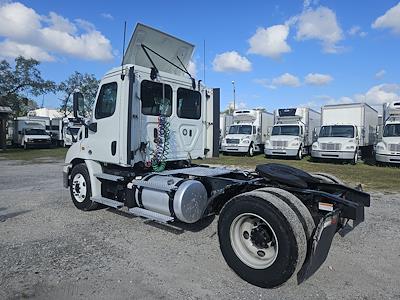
[63, 23, 370, 288]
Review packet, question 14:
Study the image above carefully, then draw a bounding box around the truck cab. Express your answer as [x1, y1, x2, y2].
[376, 101, 400, 164]
[221, 109, 272, 156]
[312, 124, 359, 163]
[21, 125, 51, 149]
[265, 124, 304, 159]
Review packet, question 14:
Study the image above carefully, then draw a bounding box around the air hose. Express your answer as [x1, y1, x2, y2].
[149, 100, 171, 172]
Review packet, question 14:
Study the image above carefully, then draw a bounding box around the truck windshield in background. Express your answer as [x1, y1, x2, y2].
[383, 124, 400, 137]
[272, 125, 300, 136]
[319, 125, 354, 138]
[228, 125, 252, 135]
[25, 129, 48, 135]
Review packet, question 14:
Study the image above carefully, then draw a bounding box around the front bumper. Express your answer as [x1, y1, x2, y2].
[221, 145, 249, 153]
[26, 141, 52, 148]
[63, 164, 71, 188]
[376, 153, 400, 163]
[265, 148, 298, 156]
[311, 150, 354, 160]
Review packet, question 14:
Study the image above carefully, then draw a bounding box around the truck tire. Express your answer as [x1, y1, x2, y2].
[296, 146, 303, 160]
[248, 144, 255, 157]
[70, 163, 98, 211]
[255, 187, 315, 241]
[218, 190, 307, 288]
[23, 143, 28, 150]
[311, 172, 344, 185]
[351, 151, 358, 165]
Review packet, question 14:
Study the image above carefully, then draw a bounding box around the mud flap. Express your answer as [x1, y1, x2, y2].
[297, 210, 340, 283]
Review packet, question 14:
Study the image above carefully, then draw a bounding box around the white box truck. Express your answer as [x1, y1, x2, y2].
[62, 117, 82, 147]
[221, 109, 273, 156]
[312, 103, 378, 163]
[219, 113, 233, 148]
[62, 23, 369, 288]
[265, 107, 321, 160]
[11, 117, 51, 149]
[376, 101, 400, 164]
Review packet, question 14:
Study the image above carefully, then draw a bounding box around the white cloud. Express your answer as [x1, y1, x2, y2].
[255, 73, 300, 89]
[0, 2, 113, 61]
[305, 73, 333, 85]
[355, 84, 400, 105]
[372, 2, 400, 34]
[272, 73, 300, 87]
[375, 69, 386, 79]
[100, 13, 114, 20]
[212, 51, 252, 72]
[187, 60, 197, 77]
[295, 6, 344, 53]
[248, 25, 291, 58]
[348, 25, 367, 37]
[0, 39, 55, 61]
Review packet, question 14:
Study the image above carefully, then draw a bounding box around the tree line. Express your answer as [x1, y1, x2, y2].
[0, 56, 99, 117]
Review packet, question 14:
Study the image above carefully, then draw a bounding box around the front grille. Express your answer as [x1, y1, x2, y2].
[32, 139, 49, 143]
[320, 143, 341, 151]
[226, 138, 240, 144]
[389, 144, 400, 152]
[272, 140, 288, 148]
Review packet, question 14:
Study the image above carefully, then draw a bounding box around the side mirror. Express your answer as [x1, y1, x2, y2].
[73, 92, 85, 119]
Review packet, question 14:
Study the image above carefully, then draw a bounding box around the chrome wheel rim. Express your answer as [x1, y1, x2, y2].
[230, 213, 279, 269]
[72, 173, 87, 203]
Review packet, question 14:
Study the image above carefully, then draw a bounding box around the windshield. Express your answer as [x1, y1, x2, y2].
[272, 125, 300, 136]
[25, 129, 47, 135]
[67, 127, 80, 135]
[228, 125, 252, 135]
[319, 125, 354, 138]
[383, 124, 400, 137]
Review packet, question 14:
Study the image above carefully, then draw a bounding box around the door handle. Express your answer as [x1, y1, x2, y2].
[111, 141, 117, 156]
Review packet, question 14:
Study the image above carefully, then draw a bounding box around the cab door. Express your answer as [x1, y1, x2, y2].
[83, 76, 121, 164]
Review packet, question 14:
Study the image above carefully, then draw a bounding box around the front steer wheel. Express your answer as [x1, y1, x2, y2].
[218, 190, 307, 288]
[69, 163, 98, 211]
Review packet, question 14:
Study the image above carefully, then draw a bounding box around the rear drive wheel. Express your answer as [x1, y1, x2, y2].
[70, 163, 98, 211]
[218, 191, 307, 288]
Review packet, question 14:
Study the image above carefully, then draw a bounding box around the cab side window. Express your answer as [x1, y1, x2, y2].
[141, 80, 172, 116]
[177, 88, 201, 119]
[95, 82, 118, 119]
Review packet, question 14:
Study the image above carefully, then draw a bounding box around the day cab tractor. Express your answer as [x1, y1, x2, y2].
[63, 23, 370, 288]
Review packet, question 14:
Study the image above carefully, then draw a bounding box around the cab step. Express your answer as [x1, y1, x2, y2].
[94, 173, 125, 182]
[91, 196, 124, 209]
[128, 207, 174, 223]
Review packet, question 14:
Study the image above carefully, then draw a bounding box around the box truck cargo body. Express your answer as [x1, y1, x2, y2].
[312, 103, 378, 162]
[219, 113, 233, 148]
[221, 109, 273, 156]
[265, 107, 320, 159]
[376, 101, 400, 163]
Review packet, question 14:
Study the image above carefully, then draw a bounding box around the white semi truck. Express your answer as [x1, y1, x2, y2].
[10, 117, 51, 149]
[265, 107, 321, 160]
[63, 23, 369, 288]
[62, 117, 82, 147]
[376, 101, 400, 164]
[312, 103, 378, 164]
[221, 109, 273, 156]
[219, 113, 233, 148]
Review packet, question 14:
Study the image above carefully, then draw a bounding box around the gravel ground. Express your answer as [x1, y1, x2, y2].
[0, 159, 399, 300]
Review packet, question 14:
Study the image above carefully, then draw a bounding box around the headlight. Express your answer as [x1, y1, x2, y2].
[312, 143, 318, 149]
[291, 141, 299, 146]
[265, 140, 271, 146]
[242, 139, 250, 144]
[27, 138, 32, 142]
[345, 145, 355, 150]
[376, 142, 386, 151]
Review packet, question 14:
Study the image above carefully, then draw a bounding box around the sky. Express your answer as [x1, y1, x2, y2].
[0, 0, 400, 113]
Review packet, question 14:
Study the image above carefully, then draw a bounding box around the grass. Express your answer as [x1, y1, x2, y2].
[0, 147, 398, 192]
[195, 154, 400, 192]
[0, 147, 68, 161]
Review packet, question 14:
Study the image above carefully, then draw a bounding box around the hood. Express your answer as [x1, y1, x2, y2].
[269, 135, 298, 141]
[381, 136, 400, 144]
[317, 137, 355, 143]
[225, 134, 250, 139]
[123, 23, 194, 76]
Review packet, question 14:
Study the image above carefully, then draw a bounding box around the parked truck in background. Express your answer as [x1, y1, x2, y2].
[10, 117, 51, 149]
[265, 107, 321, 160]
[62, 23, 370, 288]
[219, 113, 233, 148]
[312, 103, 378, 164]
[375, 101, 400, 164]
[221, 109, 273, 156]
[62, 117, 82, 147]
